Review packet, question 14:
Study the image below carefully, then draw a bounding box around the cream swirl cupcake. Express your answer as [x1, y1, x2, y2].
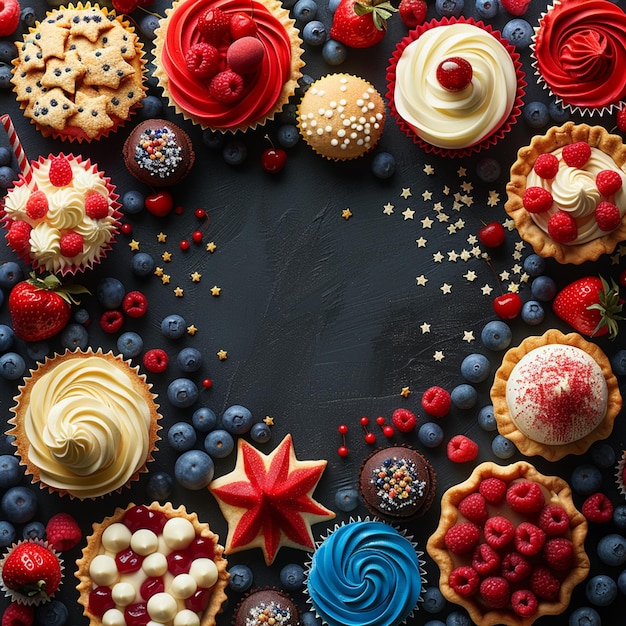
[8, 349, 161, 499]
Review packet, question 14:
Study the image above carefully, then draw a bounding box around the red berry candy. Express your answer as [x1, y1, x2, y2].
[533, 153, 559, 179]
[123, 505, 167, 533]
[192, 230, 203, 243]
[143, 349, 169, 374]
[145, 190, 174, 217]
[124, 603, 149, 626]
[122, 291, 148, 318]
[447, 434, 479, 463]
[116, 548, 144, 574]
[89, 586, 115, 617]
[436, 57, 473, 92]
[493, 292, 522, 320]
[261, 147, 287, 173]
[99, 310, 124, 333]
[45, 512, 82, 551]
[421, 385, 451, 418]
[180, 239, 190, 251]
[478, 221, 506, 247]
[391, 408, 417, 433]
[562, 141, 592, 168]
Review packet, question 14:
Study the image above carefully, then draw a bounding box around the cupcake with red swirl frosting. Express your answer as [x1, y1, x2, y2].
[153, 0, 304, 132]
[532, 0, 626, 115]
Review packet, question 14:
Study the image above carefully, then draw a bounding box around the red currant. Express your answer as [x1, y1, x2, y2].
[180, 239, 190, 251]
[338, 424, 348, 435]
[376, 416, 385, 426]
[493, 292, 522, 320]
[192, 230, 203, 243]
[261, 147, 287, 173]
[121, 223, 132, 235]
[364, 432, 376, 445]
[195, 208, 206, 219]
[383, 425, 394, 438]
[145, 190, 174, 217]
[202, 378, 213, 389]
[478, 221, 506, 247]
[360, 416, 369, 426]
[436, 57, 473, 92]
[338, 445, 349, 457]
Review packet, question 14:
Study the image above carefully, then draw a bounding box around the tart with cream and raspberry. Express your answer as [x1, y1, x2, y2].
[491, 329, 622, 461]
[426, 461, 589, 626]
[505, 122, 626, 264]
[76, 502, 229, 626]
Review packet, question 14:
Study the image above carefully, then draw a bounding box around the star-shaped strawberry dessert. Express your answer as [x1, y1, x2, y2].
[209, 434, 335, 565]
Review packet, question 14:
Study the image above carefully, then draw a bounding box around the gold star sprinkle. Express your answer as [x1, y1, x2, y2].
[433, 351, 445, 362]
[161, 274, 171, 285]
[174, 286, 184, 297]
[416, 237, 427, 247]
[463, 331, 475, 343]
[400, 188, 412, 199]
[206, 241, 217, 253]
[342, 208, 352, 220]
[217, 349, 228, 361]
[420, 322, 431, 333]
[128, 240, 140, 251]
[400, 386, 411, 398]
[162, 251, 172, 262]
[154, 267, 164, 277]
[423, 164, 435, 175]
[263, 416, 274, 426]
[187, 325, 198, 335]
[157, 232, 167, 243]
[416, 275, 428, 286]
[191, 271, 202, 282]
[383, 203, 394, 215]
[402, 207, 415, 220]
[210, 286, 221, 296]
[421, 217, 434, 229]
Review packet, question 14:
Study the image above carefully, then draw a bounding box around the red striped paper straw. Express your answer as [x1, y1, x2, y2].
[1, 113, 32, 185]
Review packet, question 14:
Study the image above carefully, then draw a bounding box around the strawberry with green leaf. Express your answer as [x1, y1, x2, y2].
[330, 0, 397, 48]
[552, 276, 623, 339]
[8, 273, 89, 342]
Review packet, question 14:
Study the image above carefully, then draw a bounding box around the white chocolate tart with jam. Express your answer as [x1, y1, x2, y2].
[8, 348, 161, 499]
[506, 122, 626, 264]
[491, 329, 622, 461]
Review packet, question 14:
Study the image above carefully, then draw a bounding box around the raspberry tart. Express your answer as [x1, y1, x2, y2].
[506, 122, 626, 264]
[427, 461, 589, 626]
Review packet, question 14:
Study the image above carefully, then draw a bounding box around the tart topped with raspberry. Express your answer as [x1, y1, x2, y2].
[505, 122, 626, 264]
[427, 461, 589, 626]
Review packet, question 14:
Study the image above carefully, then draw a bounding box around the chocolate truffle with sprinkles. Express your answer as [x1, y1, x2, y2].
[359, 445, 437, 520]
[123, 118, 195, 187]
[232, 589, 299, 626]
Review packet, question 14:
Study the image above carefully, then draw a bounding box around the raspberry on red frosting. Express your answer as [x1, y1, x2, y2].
[444, 522, 481, 555]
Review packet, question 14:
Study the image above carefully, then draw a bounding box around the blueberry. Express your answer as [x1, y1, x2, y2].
[122, 189, 145, 215]
[450, 384, 478, 410]
[460, 353, 491, 383]
[477, 404, 497, 432]
[292, 0, 318, 22]
[521, 300, 544, 325]
[161, 314, 187, 339]
[202, 130, 225, 150]
[174, 449, 214, 490]
[73, 307, 90, 325]
[435, 0, 464, 17]
[569, 608, 601, 626]
[280, 563, 305, 590]
[130, 252, 155, 279]
[597, 533, 626, 566]
[167, 421, 197, 452]
[222, 140, 247, 166]
[59, 323, 89, 350]
[0, 324, 15, 352]
[0, 352, 25, 380]
[481, 320, 512, 351]
[371, 152, 396, 180]
[586, 574, 618, 606]
[523, 100, 550, 128]
[530, 275, 556, 301]
[117, 331, 144, 359]
[322, 39, 347, 65]
[20, 6, 37, 27]
[445, 611, 471, 626]
[146, 471, 174, 501]
[302, 20, 327, 46]
[0, 41, 17, 64]
[1, 486, 37, 523]
[26, 341, 49, 361]
[228, 563, 253, 592]
[138, 95, 163, 119]
[610, 349, 626, 376]
[96, 277, 125, 309]
[418, 422, 444, 448]
[549, 100, 569, 123]
[176, 347, 203, 372]
[522, 254, 546, 277]
[250, 421, 272, 443]
[23, 520, 46, 540]
[278, 104, 298, 125]
[221, 405, 253, 435]
[0, 455, 23, 489]
[474, 0, 499, 19]
[589, 441, 616, 469]
[277, 124, 300, 148]
[502, 18, 534, 49]
[0, 261, 24, 289]
[204, 429, 234, 459]
[301, 612, 323, 626]
[298, 75, 315, 96]
[0, 64, 12, 90]
[35, 600, 69, 626]
[619, 569, 626, 595]
[614, 505, 626, 530]
[0, 520, 16, 547]
[492, 435, 516, 459]
[191, 407, 217, 432]
[475, 157, 501, 183]
[0, 146, 12, 166]
[139, 13, 160, 39]
[167, 378, 199, 408]
[570, 463, 603, 495]
[422, 586, 446, 613]
[334, 487, 359, 512]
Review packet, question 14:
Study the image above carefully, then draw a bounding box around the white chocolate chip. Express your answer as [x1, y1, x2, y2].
[102, 608, 126, 626]
[111, 582, 136, 607]
[101, 523, 132, 553]
[142, 552, 168, 577]
[162, 517, 195, 550]
[89, 554, 119, 586]
[147, 592, 178, 622]
[130, 529, 159, 556]
[174, 610, 200, 626]
[189, 558, 218, 588]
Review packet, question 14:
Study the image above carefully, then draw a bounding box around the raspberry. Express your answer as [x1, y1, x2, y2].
[471, 543, 501, 577]
[547, 210, 578, 243]
[484, 516, 515, 549]
[421, 386, 451, 418]
[143, 348, 168, 374]
[511, 589, 538, 618]
[391, 408, 417, 433]
[112, 0, 139, 13]
[122, 290, 148, 318]
[45, 512, 82, 551]
[448, 565, 480, 597]
[185, 42, 220, 78]
[537, 504, 570, 536]
[59, 231, 84, 257]
[514, 521, 546, 556]
[581, 492, 614, 523]
[501, 0, 530, 16]
[533, 153, 559, 179]
[522, 186, 553, 213]
[100, 310, 124, 334]
[25, 190, 49, 219]
[617, 107, 626, 133]
[444, 522, 481, 555]
[501, 551, 532, 583]
[596, 169, 623, 196]
[506, 481, 545, 514]
[543, 537, 574, 571]
[595, 200, 621, 231]
[398, 0, 427, 27]
[480, 576, 510, 609]
[85, 191, 110, 219]
[446, 434, 478, 463]
[529, 565, 560, 601]
[458, 492, 488, 525]
[6, 220, 32, 255]
[479, 477, 507, 504]
[209, 70, 245, 104]
[2, 602, 34, 626]
[562, 141, 592, 168]
[197, 7, 230, 44]
[48, 154, 73, 187]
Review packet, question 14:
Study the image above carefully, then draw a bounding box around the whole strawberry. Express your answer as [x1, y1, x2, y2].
[553, 276, 623, 339]
[330, 0, 397, 48]
[1, 540, 62, 602]
[8, 274, 89, 342]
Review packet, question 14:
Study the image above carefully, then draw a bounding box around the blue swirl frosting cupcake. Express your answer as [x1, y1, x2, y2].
[305, 520, 424, 626]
